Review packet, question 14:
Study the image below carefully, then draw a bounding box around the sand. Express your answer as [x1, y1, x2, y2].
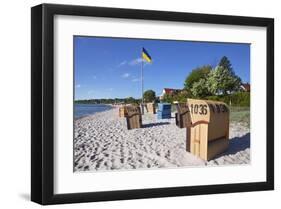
[74, 107, 250, 172]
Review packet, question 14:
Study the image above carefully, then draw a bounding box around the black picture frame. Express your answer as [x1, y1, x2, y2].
[31, 3, 274, 205]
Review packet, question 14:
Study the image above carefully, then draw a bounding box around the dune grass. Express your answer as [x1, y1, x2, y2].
[229, 106, 250, 127]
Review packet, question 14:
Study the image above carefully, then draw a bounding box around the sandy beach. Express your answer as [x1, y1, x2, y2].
[74, 107, 250, 172]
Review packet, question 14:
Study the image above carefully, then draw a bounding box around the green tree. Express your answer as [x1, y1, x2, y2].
[174, 90, 191, 102]
[160, 90, 190, 103]
[125, 97, 136, 104]
[184, 65, 212, 89]
[162, 93, 173, 103]
[207, 66, 241, 95]
[190, 78, 211, 98]
[219, 56, 233, 71]
[143, 90, 156, 102]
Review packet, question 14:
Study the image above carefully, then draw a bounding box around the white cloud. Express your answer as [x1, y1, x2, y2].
[121, 73, 130, 78]
[75, 84, 81, 88]
[117, 58, 152, 68]
[129, 58, 152, 67]
[129, 58, 142, 66]
[87, 90, 95, 95]
[117, 60, 127, 67]
[132, 78, 140, 82]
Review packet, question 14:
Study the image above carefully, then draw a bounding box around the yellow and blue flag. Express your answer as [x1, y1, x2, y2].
[142, 47, 152, 63]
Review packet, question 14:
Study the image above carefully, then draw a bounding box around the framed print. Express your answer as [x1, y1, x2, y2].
[31, 3, 274, 205]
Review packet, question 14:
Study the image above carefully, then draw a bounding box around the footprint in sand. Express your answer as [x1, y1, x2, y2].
[165, 150, 171, 158]
[120, 158, 125, 164]
[95, 158, 104, 169]
[103, 152, 110, 157]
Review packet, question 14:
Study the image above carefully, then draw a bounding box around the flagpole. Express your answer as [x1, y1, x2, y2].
[141, 48, 144, 114]
[141, 55, 144, 104]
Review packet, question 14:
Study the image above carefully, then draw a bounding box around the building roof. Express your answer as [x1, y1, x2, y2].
[241, 83, 250, 91]
[163, 88, 182, 94]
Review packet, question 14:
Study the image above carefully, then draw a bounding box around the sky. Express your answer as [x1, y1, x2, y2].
[74, 36, 250, 100]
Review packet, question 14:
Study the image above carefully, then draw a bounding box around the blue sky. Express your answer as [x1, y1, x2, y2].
[74, 36, 250, 100]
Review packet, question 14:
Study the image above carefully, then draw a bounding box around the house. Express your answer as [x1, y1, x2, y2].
[160, 88, 182, 100]
[240, 83, 250, 92]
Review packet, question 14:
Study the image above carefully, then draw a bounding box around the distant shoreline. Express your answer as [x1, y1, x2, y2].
[74, 103, 116, 119]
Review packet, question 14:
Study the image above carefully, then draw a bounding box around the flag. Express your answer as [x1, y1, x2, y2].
[142, 47, 152, 63]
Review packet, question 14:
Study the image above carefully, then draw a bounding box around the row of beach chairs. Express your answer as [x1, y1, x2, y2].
[118, 99, 230, 161]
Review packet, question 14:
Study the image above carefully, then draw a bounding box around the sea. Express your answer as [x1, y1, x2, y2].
[74, 104, 113, 119]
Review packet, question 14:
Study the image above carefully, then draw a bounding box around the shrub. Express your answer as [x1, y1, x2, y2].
[205, 92, 250, 107]
[161, 90, 191, 103]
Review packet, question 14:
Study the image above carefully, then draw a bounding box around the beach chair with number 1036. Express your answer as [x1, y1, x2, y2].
[176, 99, 230, 161]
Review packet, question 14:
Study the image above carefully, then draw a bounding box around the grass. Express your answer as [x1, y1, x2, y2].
[229, 106, 250, 127]
[158, 104, 250, 127]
